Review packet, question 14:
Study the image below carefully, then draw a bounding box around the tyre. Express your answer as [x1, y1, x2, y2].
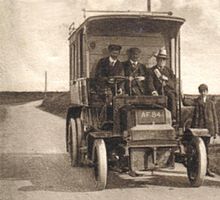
[92, 139, 108, 190]
[186, 137, 207, 187]
[66, 118, 69, 152]
[66, 114, 71, 152]
[75, 118, 84, 164]
[68, 118, 78, 166]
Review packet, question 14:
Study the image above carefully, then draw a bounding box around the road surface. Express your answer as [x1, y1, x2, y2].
[0, 101, 220, 200]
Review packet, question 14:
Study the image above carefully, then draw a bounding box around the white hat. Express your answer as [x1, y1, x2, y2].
[155, 49, 168, 59]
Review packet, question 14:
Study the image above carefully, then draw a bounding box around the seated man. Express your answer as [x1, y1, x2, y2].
[95, 44, 124, 96]
[94, 44, 124, 128]
[123, 47, 147, 95]
[147, 48, 176, 119]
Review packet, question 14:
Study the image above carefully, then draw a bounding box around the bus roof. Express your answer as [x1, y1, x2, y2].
[69, 13, 185, 38]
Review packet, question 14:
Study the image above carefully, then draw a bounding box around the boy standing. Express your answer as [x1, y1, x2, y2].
[191, 84, 219, 177]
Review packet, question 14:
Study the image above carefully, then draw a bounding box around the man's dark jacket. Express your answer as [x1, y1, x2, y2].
[192, 96, 219, 137]
[147, 65, 175, 95]
[94, 57, 124, 93]
[95, 57, 124, 78]
[147, 65, 176, 118]
[123, 60, 147, 95]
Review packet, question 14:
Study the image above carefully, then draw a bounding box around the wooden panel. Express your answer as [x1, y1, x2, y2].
[130, 148, 146, 171]
[70, 78, 88, 105]
[70, 83, 80, 105]
[88, 35, 164, 52]
[131, 129, 176, 141]
[87, 35, 164, 56]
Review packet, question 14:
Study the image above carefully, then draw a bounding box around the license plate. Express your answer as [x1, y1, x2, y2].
[136, 110, 165, 124]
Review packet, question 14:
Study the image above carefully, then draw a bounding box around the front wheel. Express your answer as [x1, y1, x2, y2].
[186, 137, 207, 187]
[92, 139, 108, 190]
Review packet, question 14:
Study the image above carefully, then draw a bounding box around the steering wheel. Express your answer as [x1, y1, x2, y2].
[107, 76, 127, 84]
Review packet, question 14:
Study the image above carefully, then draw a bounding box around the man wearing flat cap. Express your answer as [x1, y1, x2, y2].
[95, 44, 123, 78]
[147, 48, 176, 119]
[123, 47, 147, 95]
[95, 44, 124, 95]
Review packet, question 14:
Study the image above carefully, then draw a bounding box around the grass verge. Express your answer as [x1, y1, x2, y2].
[0, 92, 44, 105]
[39, 92, 70, 118]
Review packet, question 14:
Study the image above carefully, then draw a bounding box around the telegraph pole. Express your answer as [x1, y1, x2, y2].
[44, 71, 47, 98]
[147, 0, 151, 12]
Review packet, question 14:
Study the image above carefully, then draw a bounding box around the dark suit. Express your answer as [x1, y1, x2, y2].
[147, 65, 175, 94]
[94, 57, 124, 96]
[191, 96, 219, 172]
[123, 60, 147, 95]
[191, 96, 219, 137]
[147, 65, 176, 118]
[95, 57, 124, 78]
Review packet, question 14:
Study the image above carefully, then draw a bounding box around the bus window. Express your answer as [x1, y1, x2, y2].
[70, 43, 76, 80]
[72, 44, 76, 80]
[76, 31, 85, 78]
[69, 45, 73, 81]
[80, 31, 84, 77]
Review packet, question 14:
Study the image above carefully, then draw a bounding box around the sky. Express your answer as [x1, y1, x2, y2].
[0, 0, 220, 94]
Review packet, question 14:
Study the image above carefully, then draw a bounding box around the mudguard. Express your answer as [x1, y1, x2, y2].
[66, 106, 82, 119]
[184, 128, 210, 138]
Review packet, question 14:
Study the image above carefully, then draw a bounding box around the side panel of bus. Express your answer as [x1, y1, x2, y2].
[69, 30, 88, 106]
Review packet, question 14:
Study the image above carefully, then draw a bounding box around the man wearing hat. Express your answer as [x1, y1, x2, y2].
[123, 47, 147, 95]
[95, 44, 124, 95]
[95, 44, 123, 78]
[147, 48, 176, 119]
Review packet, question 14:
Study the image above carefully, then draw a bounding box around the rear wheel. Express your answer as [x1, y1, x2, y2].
[66, 118, 69, 152]
[75, 118, 84, 164]
[68, 118, 78, 166]
[66, 114, 72, 152]
[92, 139, 107, 190]
[186, 137, 207, 187]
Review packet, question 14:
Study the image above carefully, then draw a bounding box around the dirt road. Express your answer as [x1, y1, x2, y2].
[1, 101, 220, 200]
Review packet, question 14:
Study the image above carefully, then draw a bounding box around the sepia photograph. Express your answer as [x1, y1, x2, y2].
[1, 0, 220, 199]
